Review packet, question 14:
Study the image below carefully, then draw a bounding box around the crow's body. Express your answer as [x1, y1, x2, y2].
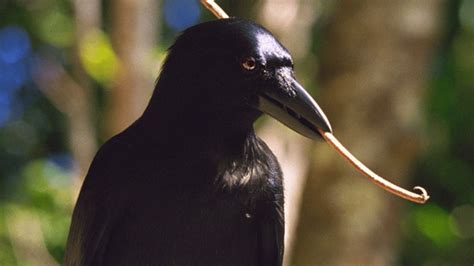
[65, 118, 283, 265]
[65, 18, 331, 266]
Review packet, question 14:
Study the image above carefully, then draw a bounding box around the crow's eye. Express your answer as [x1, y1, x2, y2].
[241, 57, 256, 71]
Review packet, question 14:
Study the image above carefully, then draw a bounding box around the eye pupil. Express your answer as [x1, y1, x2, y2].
[242, 57, 256, 71]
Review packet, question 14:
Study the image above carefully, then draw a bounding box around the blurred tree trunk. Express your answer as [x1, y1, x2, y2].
[106, 0, 160, 137]
[71, 0, 101, 180]
[34, 0, 101, 186]
[291, 1, 444, 265]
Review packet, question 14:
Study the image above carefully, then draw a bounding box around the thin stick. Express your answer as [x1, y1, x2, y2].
[318, 129, 429, 204]
[200, 0, 229, 19]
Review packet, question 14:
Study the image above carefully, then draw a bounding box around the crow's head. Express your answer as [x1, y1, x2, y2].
[150, 18, 331, 139]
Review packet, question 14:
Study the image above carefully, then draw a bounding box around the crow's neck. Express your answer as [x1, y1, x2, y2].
[138, 103, 265, 187]
[140, 109, 257, 154]
[138, 82, 261, 162]
[130, 67, 267, 185]
[134, 107, 270, 189]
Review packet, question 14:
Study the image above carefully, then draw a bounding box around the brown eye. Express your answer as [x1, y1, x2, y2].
[241, 57, 256, 71]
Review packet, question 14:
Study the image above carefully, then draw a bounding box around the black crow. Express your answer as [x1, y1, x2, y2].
[64, 18, 332, 266]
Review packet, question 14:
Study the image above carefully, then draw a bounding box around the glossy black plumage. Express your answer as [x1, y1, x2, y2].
[65, 18, 331, 266]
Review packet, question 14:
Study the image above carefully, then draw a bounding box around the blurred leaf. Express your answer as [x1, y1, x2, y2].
[414, 204, 457, 247]
[453, 32, 474, 86]
[37, 8, 74, 48]
[21, 159, 73, 210]
[79, 29, 119, 85]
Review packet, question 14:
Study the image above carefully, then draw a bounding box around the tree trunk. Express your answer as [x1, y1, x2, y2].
[71, 0, 101, 180]
[291, 1, 443, 265]
[107, 0, 160, 137]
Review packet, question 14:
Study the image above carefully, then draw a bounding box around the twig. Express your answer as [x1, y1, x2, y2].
[200, 0, 229, 19]
[318, 129, 429, 204]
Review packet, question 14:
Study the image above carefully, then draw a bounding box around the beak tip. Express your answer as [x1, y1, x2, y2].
[315, 111, 333, 135]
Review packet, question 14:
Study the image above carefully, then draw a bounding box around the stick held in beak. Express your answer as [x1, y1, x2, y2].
[258, 73, 429, 204]
[319, 129, 430, 204]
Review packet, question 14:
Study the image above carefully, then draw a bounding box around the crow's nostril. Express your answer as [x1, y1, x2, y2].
[287, 88, 296, 98]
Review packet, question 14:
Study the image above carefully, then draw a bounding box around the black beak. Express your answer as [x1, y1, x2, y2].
[258, 71, 332, 139]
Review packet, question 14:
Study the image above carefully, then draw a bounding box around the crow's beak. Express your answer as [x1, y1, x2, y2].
[258, 70, 332, 139]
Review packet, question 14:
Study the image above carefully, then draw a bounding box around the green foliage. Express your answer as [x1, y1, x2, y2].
[22, 159, 73, 261]
[37, 7, 74, 47]
[398, 0, 474, 264]
[413, 204, 457, 247]
[80, 30, 119, 85]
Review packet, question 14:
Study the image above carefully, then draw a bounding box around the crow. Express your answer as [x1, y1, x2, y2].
[64, 18, 332, 266]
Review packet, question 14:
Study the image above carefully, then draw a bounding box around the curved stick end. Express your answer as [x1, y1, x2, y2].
[413, 186, 430, 203]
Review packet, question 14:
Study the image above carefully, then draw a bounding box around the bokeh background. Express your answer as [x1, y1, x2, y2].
[0, 0, 473, 265]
